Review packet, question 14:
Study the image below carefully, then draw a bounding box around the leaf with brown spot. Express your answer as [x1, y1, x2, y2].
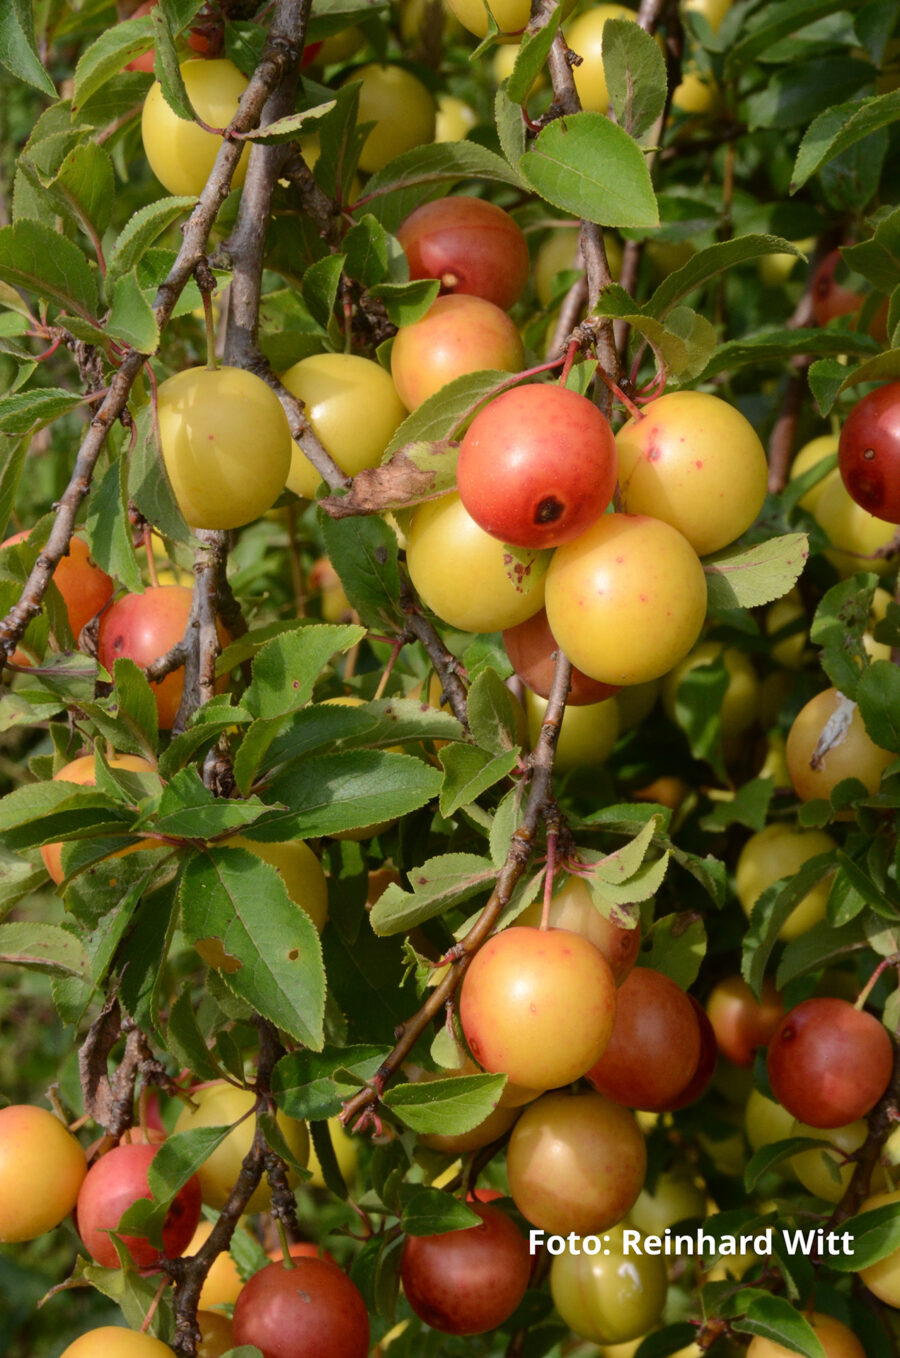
[319, 442, 459, 519]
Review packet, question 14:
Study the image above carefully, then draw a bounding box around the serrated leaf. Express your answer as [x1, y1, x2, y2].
[641, 912, 706, 988]
[45, 141, 116, 247]
[743, 1137, 832, 1193]
[507, 10, 560, 104]
[603, 18, 668, 139]
[399, 1186, 482, 1236]
[384, 1073, 507, 1134]
[72, 14, 155, 108]
[107, 197, 198, 284]
[589, 849, 669, 912]
[647, 235, 805, 319]
[271, 1045, 390, 1120]
[262, 749, 442, 839]
[857, 659, 900, 754]
[107, 270, 160, 353]
[129, 399, 193, 545]
[843, 209, 900, 293]
[243, 624, 365, 720]
[370, 852, 495, 935]
[519, 112, 658, 228]
[150, 4, 193, 122]
[698, 327, 878, 382]
[0, 388, 84, 434]
[495, 83, 526, 172]
[792, 90, 900, 193]
[438, 745, 518, 818]
[85, 455, 144, 597]
[302, 253, 345, 329]
[318, 509, 401, 632]
[0, 219, 99, 322]
[591, 816, 659, 886]
[244, 101, 336, 143]
[0, 921, 89, 978]
[809, 573, 877, 699]
[467, 668, 520, 756]
[703, 533, 809, 610]
[0, 0, 58, 97]
[828, 1201, 900, 1271]
[733, 1295, 826, 1358]
[360, 142, 525, 230]
[385, 370, 517, 456]
[166, 988, 222, 1082]
[368, 278, 440, 327]
[837, 348, 900, 393]
[776, 915, 868, 988]
[700, 777, 775, 833]
[342, 212, 395, 288]
[180, 848, 326, 1048]
[742, 855, 839, 998]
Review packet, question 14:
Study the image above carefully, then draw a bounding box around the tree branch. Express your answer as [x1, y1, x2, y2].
[339, 650, 572, 1129]
[399, 572, 469, 729]
[0, 5, 304, 664]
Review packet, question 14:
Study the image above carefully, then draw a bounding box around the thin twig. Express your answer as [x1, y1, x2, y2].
[339, 650, 572, 1129]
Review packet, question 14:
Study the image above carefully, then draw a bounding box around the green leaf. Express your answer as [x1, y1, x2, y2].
[368, 278, 440, 327]
[244, 102, 337, 143]
[743, 1137, 831, 1193]
[467, 668, 520, 756]
[697, 327, 878, 382]
[519, 112, 658, 229]
[647, 236, 805, 319]
[370, 852, 495, 935]
[837, 348, 900, 393]
[745, 55, 875, 131]
[828, 1201, 900, 1271]
[318, 509, 401, 632]
[384, 1073, 508, 1135]
[671, 652, 730, 773]
[180, 848, 326, 1049]
[809, 573, 878, 699]
[725, 0, 865, 72]
[641, 913, 707, 989]
[0, 388, 84, 434]
[792, 90, 900, 193]
[166, 988, 223, 1083]
[843, 209, 900, 293]
[0, 219, 99, 322]
[704, 534, 809, 610]
[742, 855, 839, 998]
[776, 915, 868, 988]
[0, 435, 27, 540]
[507, 10, 561, 104]
[110, 659, 159, 759]
[385, 370, 516, 455]
[495, 83, 526, 172]
[148, 1124, 233, 1202]
[262, 749, 442, 839]
[342, 213, 396, 289]
[399, 1187, 481, 1236]
[302, 253, 346, 329]
[857, 659, 900, 754]
[107, 197, 198, 284]
[150, 4, 194, 122]
[107, 270, 160, 353]
[0, 921, 89, 978]
[129, 399, 193, 545]
[85, 455, 144, 597]
[72, 14, 155, 109]
[361, 142, 525, 230]
[733, 1295, 826, 1358]
[271, 1045, 390, 1120]
[603, 18, 668, 139]
[438, 745, 518, 818]
[808, 357, 848, 416]
[0, 0, 58, 97]
[243, 624, 365, 720]
[44, 141, 116, 247]
[700, 777, 775, 833]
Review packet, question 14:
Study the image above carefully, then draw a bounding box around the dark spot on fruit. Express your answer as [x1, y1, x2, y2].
[535, 496, 563, 524]
[647, 445, 661, 461]
[864, 447, 876, 460]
